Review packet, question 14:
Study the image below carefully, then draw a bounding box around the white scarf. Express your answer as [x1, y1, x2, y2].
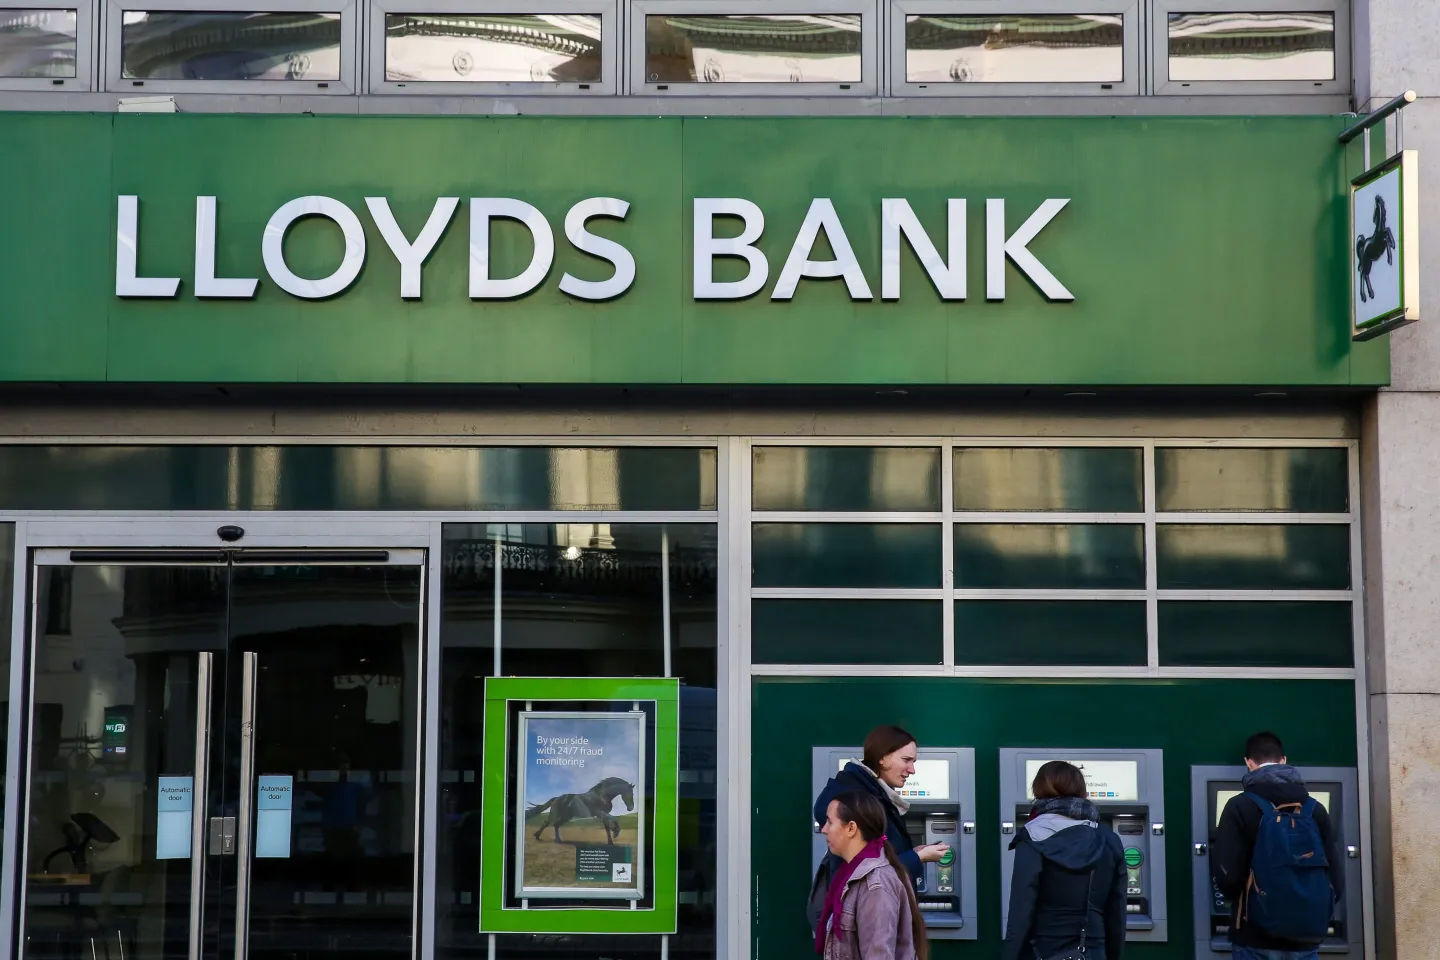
[861, 763, 911, 815]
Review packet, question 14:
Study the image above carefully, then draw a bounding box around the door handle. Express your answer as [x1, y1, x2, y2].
[234, 652, 259, 960]
[189, 652, 214, 960]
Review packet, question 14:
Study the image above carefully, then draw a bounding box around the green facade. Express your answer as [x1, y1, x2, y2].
[0, 113, 1385, 386]
[753, 677, 1359, 960]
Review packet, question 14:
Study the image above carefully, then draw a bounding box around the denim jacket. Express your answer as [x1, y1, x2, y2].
[823, 855, 919, 960]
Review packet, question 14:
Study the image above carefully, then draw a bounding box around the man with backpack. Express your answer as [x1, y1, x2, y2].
[1212, 732, 1345, 960]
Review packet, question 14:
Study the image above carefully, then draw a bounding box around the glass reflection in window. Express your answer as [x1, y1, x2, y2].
[0, 9, 77, 79]
[645, 14, 861, 83]
[1167, 12, 1335, 81]
[384, 13, 601, 83]
[905, 14, 1122, 83]
[120, 11, 342, 81]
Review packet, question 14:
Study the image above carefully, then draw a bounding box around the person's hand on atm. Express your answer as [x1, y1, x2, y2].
[916, 842, 951, 863]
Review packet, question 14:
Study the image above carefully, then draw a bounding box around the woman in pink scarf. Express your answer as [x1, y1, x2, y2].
[816, 791, 929, 960]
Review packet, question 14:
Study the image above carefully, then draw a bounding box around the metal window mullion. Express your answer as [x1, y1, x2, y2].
[1144, 441, 1159, 674]
[750, 663, 1148, 678]
[751, 587, 945, 599]
[732, 436, 754, 960]
[1154, 513, 1353, 524]
[942, 439, 955, 669]
[749, 512, 944, 523]
[1156, 590, 1355, 601]
[950, 512, 1145, 524]
[0, 521, 29, 954]
[952, 588, 1149, 600]
[1345, 438, 1376, 960]
[418, 521, 443, 960]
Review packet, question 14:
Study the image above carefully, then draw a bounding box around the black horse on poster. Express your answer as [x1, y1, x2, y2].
[1356, 194, 1397, 303]
[528, 777, 635, 844]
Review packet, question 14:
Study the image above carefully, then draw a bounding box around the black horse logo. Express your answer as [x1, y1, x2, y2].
[528, 776, 635, 845]
[1356, 194, 1397, 304]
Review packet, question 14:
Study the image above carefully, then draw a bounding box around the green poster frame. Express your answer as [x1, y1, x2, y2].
[480, 676, 680, 934]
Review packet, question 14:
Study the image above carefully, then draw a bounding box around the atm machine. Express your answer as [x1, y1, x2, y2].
[999, 748, 1168, 942]
[812, 746, 978, 939]
[1190, 765, 1363, 960]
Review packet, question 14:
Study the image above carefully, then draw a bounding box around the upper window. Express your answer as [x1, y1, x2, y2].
[1150, 0, 1348, 94]
[368, 0, 615, 93]
[0, 0, 91, 90]
[104, 0, 358, 94]
[890, 0, 1140, 96]
[632, 0, 877, 95]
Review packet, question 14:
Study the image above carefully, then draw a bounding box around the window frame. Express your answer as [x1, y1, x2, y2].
[1149, 0, 1349, 96]
[366, 0, 617, 96]
[629, 0, 878, 97]
[0, 0, 96, 92]
[889, 0, 1140, 98]
[102, 0, 358, 96]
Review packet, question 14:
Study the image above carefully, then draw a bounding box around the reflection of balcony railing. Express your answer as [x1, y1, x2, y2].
[907, 16, 1123, 52]
[1167, 14, 1333, 59]
[444, 540, 717, 602]
[385, 15, 598, 59]
[122, 13, 340, 78]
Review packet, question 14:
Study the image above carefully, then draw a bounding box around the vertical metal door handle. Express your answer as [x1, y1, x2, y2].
[188, 651, 213, 960]
[234, 651, 259, 960]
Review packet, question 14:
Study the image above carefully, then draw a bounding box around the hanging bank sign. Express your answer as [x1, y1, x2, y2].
[116, 194, 1073, 303]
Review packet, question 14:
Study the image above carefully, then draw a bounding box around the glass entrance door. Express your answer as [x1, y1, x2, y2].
[19, 548, 425, 960]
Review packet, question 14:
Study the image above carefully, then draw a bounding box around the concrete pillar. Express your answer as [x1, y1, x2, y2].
[1361, 4, 1440, 957]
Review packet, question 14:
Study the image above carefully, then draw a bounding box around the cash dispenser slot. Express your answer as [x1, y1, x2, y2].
[1190, 766, 1363, 960]
[812, 746, 978, 940]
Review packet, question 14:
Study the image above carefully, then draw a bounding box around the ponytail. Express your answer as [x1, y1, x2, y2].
[833, 791, 930, 960]
[881, 838, 930, 960]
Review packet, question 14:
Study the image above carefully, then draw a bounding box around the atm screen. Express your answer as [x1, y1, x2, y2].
[1215, 789, 1332, 827]
[900, 760, 951, 800]
[1025, 759, 1138, 801]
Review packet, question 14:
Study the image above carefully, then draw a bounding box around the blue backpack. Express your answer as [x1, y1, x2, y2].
[1242, 794, 1333, 943]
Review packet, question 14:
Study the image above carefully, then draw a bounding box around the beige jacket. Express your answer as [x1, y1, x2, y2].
[822, 855, 920, 960]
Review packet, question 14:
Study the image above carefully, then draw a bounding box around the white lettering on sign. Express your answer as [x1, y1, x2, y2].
[114, 194, 1072, 304]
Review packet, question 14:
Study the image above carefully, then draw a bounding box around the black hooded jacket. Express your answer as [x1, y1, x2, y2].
[1212, 771, 1344, 950]
[1002, 817, 1128, 960]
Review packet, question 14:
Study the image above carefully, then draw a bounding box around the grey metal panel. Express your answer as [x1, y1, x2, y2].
[999, 747, 1169, 943]
[811, 745, 979, 940]
[0, 403, 1362, 440]
[1190, 764, 1363, 960]
[0, 88, 1355, 112]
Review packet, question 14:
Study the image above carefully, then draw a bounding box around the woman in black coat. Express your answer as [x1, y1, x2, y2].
[1002, 761, 1128, 960]
[808, 725, 950, 930]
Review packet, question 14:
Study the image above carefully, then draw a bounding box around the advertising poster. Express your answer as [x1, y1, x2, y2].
[515, 710, 646, 900]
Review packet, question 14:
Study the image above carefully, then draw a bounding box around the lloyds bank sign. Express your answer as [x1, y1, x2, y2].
[115, 194, 1074, 303]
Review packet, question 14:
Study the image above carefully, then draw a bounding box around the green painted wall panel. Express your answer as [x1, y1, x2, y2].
[0, 113, 1388, 385]
[752, 677, 1357, 960]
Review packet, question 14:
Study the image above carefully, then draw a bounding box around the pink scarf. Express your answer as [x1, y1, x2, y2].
[814, 836, 887, 954]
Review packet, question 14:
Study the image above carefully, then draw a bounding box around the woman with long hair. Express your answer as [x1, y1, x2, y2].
[1003, 761, 1127, 960]
[816, 790, 929, 960]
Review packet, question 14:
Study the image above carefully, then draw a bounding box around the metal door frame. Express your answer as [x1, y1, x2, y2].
[7, 517, 431, 960]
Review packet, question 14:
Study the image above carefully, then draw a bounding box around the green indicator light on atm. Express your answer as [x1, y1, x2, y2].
[1124, 847, 1143, 867]
[939, 850, 954, 866]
